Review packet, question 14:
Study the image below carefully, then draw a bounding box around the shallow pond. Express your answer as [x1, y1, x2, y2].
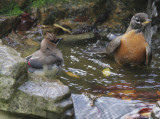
[56, 33, 160, 102]
[3, 28, 160, 103]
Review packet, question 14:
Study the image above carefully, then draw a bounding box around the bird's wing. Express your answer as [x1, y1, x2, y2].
[27, 50, 44, 68]
[106, 36, 122, 54]
[28, 57, 44, 68]
[145, 45, 152, 66]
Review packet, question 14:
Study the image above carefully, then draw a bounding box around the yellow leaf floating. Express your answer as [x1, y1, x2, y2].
[102, 68, 111, 77]
[54, 24, 71, 33]
[66, 72, 79, 78]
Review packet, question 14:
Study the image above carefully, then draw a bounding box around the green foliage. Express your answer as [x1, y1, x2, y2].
[0, 2, 23, 16]
[31, 0, 46, 7]
[8, 5, 23, 16]
[29, 0, 70, 8]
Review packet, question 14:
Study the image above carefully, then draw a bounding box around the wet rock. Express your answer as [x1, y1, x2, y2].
[58, 32, 95, 42]
[0, 16, 19, 38]
[1, 28, 42, 58]
[28, 0, 144, 34]
[152, 101, 160, 119]
[72, 93, 154, 119]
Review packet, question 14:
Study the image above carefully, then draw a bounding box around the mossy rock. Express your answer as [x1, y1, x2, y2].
[7, 79, 73, 119]
[0, 44, 28, 100]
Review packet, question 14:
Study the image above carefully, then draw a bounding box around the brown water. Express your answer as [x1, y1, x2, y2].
[56, 33, 160, 102]
[2, 28, 160, 103]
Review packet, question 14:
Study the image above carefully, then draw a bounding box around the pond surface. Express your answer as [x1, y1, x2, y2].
[56, 33, 160, 102]
[3, 28, 160, 103]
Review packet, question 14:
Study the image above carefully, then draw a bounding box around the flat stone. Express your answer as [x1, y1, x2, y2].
[19, 80, 70, 101]
[72, 94, 148, 119]
[58, 32, 95, 42]
[7, 79, 73, 119]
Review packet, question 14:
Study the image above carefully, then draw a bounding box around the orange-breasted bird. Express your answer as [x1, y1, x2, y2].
[106, 13, 152, 66]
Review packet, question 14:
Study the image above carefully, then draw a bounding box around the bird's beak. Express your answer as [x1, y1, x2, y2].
[55, 38, 63, 45]
[142, 19, 152, 25]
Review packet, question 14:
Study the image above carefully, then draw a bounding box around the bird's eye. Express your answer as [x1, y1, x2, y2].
[135, 17, 141, 24]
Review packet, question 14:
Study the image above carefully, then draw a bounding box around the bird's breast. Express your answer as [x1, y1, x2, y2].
[115, 30, 148, 65]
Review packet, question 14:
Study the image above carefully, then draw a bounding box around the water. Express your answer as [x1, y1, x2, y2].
[0, 0, 159, 118]
[2, 0, 157, 103]
[1, 0, 159, 104]
[57, 0, 160, 102]
[57, 33, 160, 102]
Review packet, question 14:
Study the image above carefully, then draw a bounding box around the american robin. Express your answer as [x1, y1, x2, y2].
[106, 13, 152, 66]
[26, 32, 63, 73]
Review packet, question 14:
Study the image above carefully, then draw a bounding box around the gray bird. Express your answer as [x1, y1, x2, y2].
[26, 32, 63, 73]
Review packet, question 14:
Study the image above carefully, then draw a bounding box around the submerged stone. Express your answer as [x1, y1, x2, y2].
[72, 94, 154, 119]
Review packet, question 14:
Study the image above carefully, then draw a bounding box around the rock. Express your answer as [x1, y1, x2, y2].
[0, 111, 26, 119]
[72, 93, 154, 119]
[0, 16, 19, 38]
[152, 101, 160, 119]
[0, 44, 28, 101]
[58, 32, 95, 42]
[0, 44, 26, 77]
[7, 75, 73, 119]
[0, 39, 2, 44]
[0, 44, 73, 119]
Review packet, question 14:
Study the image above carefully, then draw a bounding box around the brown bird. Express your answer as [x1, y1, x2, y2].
[106, 13, 152, 66]
[26, 32, 63, 73]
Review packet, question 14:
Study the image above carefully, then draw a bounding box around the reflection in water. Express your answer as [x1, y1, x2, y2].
[58, 32, 160, 102]
[1, 0, 159, 103]
[58, 0, 160, 102]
